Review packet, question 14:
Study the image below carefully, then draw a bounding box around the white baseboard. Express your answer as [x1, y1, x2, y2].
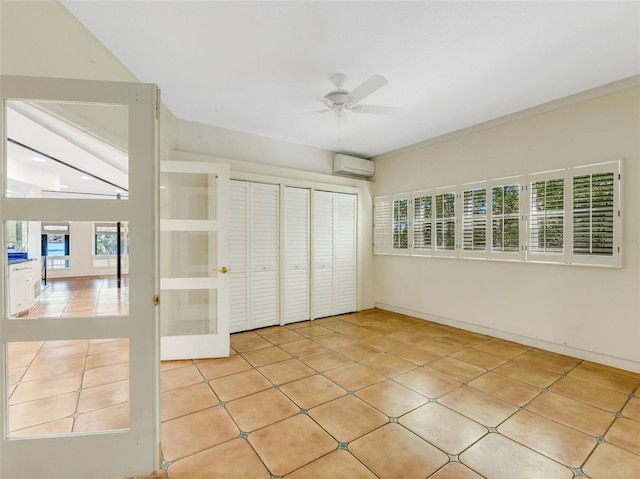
[375, 302, 640, 374]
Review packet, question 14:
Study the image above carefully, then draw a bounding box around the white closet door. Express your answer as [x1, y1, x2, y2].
[335, 193, 357, 314]
[284, 187, 310, 324]
[229, 180, 249, 333]
[313, 190, 335, 319]
[250, 183, 279, 329]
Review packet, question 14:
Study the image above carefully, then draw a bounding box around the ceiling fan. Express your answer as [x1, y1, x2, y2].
[317, 73, 399, 119]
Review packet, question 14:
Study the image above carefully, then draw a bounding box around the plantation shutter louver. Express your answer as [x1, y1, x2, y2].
[461, 185, 487, 255]
[412, 191, 433, 255]
[573, 172, 615, 256]
[373, 196, 392, 254]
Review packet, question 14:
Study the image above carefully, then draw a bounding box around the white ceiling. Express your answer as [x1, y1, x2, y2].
[60, 1, 640, 159]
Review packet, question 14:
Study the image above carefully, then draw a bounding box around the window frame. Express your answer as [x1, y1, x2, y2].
[526, 169, 569, 264]
[488, 176, 525, 261]
[372, 160, 622, 268]
[459, 181, 489, 260]
[391, 193, 410, 254]
[373, 195, 392, 255]
[432, 186, 457, 257]
[411, 189, 434, 256]
[568, 161, 621, 267]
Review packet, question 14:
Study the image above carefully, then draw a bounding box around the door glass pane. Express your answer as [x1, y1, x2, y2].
[6, 100, 128, 200]
[160, 231, 217, 278]
[160, 172, 218, 220]
[5, 220, 129, 319]
[161, 289, 218, 336]
[7, 339, 130, 437]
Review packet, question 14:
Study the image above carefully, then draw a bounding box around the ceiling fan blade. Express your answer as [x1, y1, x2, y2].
[287, 108, 332, 119]
[346, 74, 389, 105]
[349, 105, 401, 115]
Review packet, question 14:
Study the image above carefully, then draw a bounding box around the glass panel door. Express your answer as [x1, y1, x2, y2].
[160, 160, 230, 360]
[0, 75, 158, 479]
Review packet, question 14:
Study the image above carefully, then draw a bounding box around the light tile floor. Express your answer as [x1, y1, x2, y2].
[6, 281, 640, 478]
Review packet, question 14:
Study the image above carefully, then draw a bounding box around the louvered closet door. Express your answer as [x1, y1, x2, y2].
[313, 191, 335, 318]
[250, 183, 279, 329]
[229, 180, 248, 333]
[334, 193, 356, 314]
[284, 187, 310, 324]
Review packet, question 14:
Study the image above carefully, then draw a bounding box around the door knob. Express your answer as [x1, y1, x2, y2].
[218, 266, 228, 274]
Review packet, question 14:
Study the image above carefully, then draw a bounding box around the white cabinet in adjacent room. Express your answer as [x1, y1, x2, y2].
[313, 191, 356, 319]
[229, 180, 279, 332]
[8, 259, 40, 317]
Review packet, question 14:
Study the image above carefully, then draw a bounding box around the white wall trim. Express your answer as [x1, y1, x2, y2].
[376, 302, 640, 374]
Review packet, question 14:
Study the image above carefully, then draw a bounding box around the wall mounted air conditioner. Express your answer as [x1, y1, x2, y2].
[333, 154, 375, 178]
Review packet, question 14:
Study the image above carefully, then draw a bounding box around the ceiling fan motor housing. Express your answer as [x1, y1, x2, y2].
[324, 89, 350, 106]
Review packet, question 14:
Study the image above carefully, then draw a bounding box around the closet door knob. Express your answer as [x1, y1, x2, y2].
[218, 266, 228, 274]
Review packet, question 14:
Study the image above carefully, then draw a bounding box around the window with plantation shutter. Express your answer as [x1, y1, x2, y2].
[434, 189, 456, 255]
[570, 162, 620, 266]
[373, 160, 620, 267]
[573, 173, 614, 255]
[373, 196, 392, 254]
[461, 183, 488, 257]
[392, 195, 409, 251]
[490, 177, 524, 260]
[412, 190, 433, 255]
[529, 172, 566, 261]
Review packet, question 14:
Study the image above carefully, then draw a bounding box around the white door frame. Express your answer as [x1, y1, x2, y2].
[0, 75, 159, 479]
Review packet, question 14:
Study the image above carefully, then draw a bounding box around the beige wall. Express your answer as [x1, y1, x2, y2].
[372, 82, 640, 371]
